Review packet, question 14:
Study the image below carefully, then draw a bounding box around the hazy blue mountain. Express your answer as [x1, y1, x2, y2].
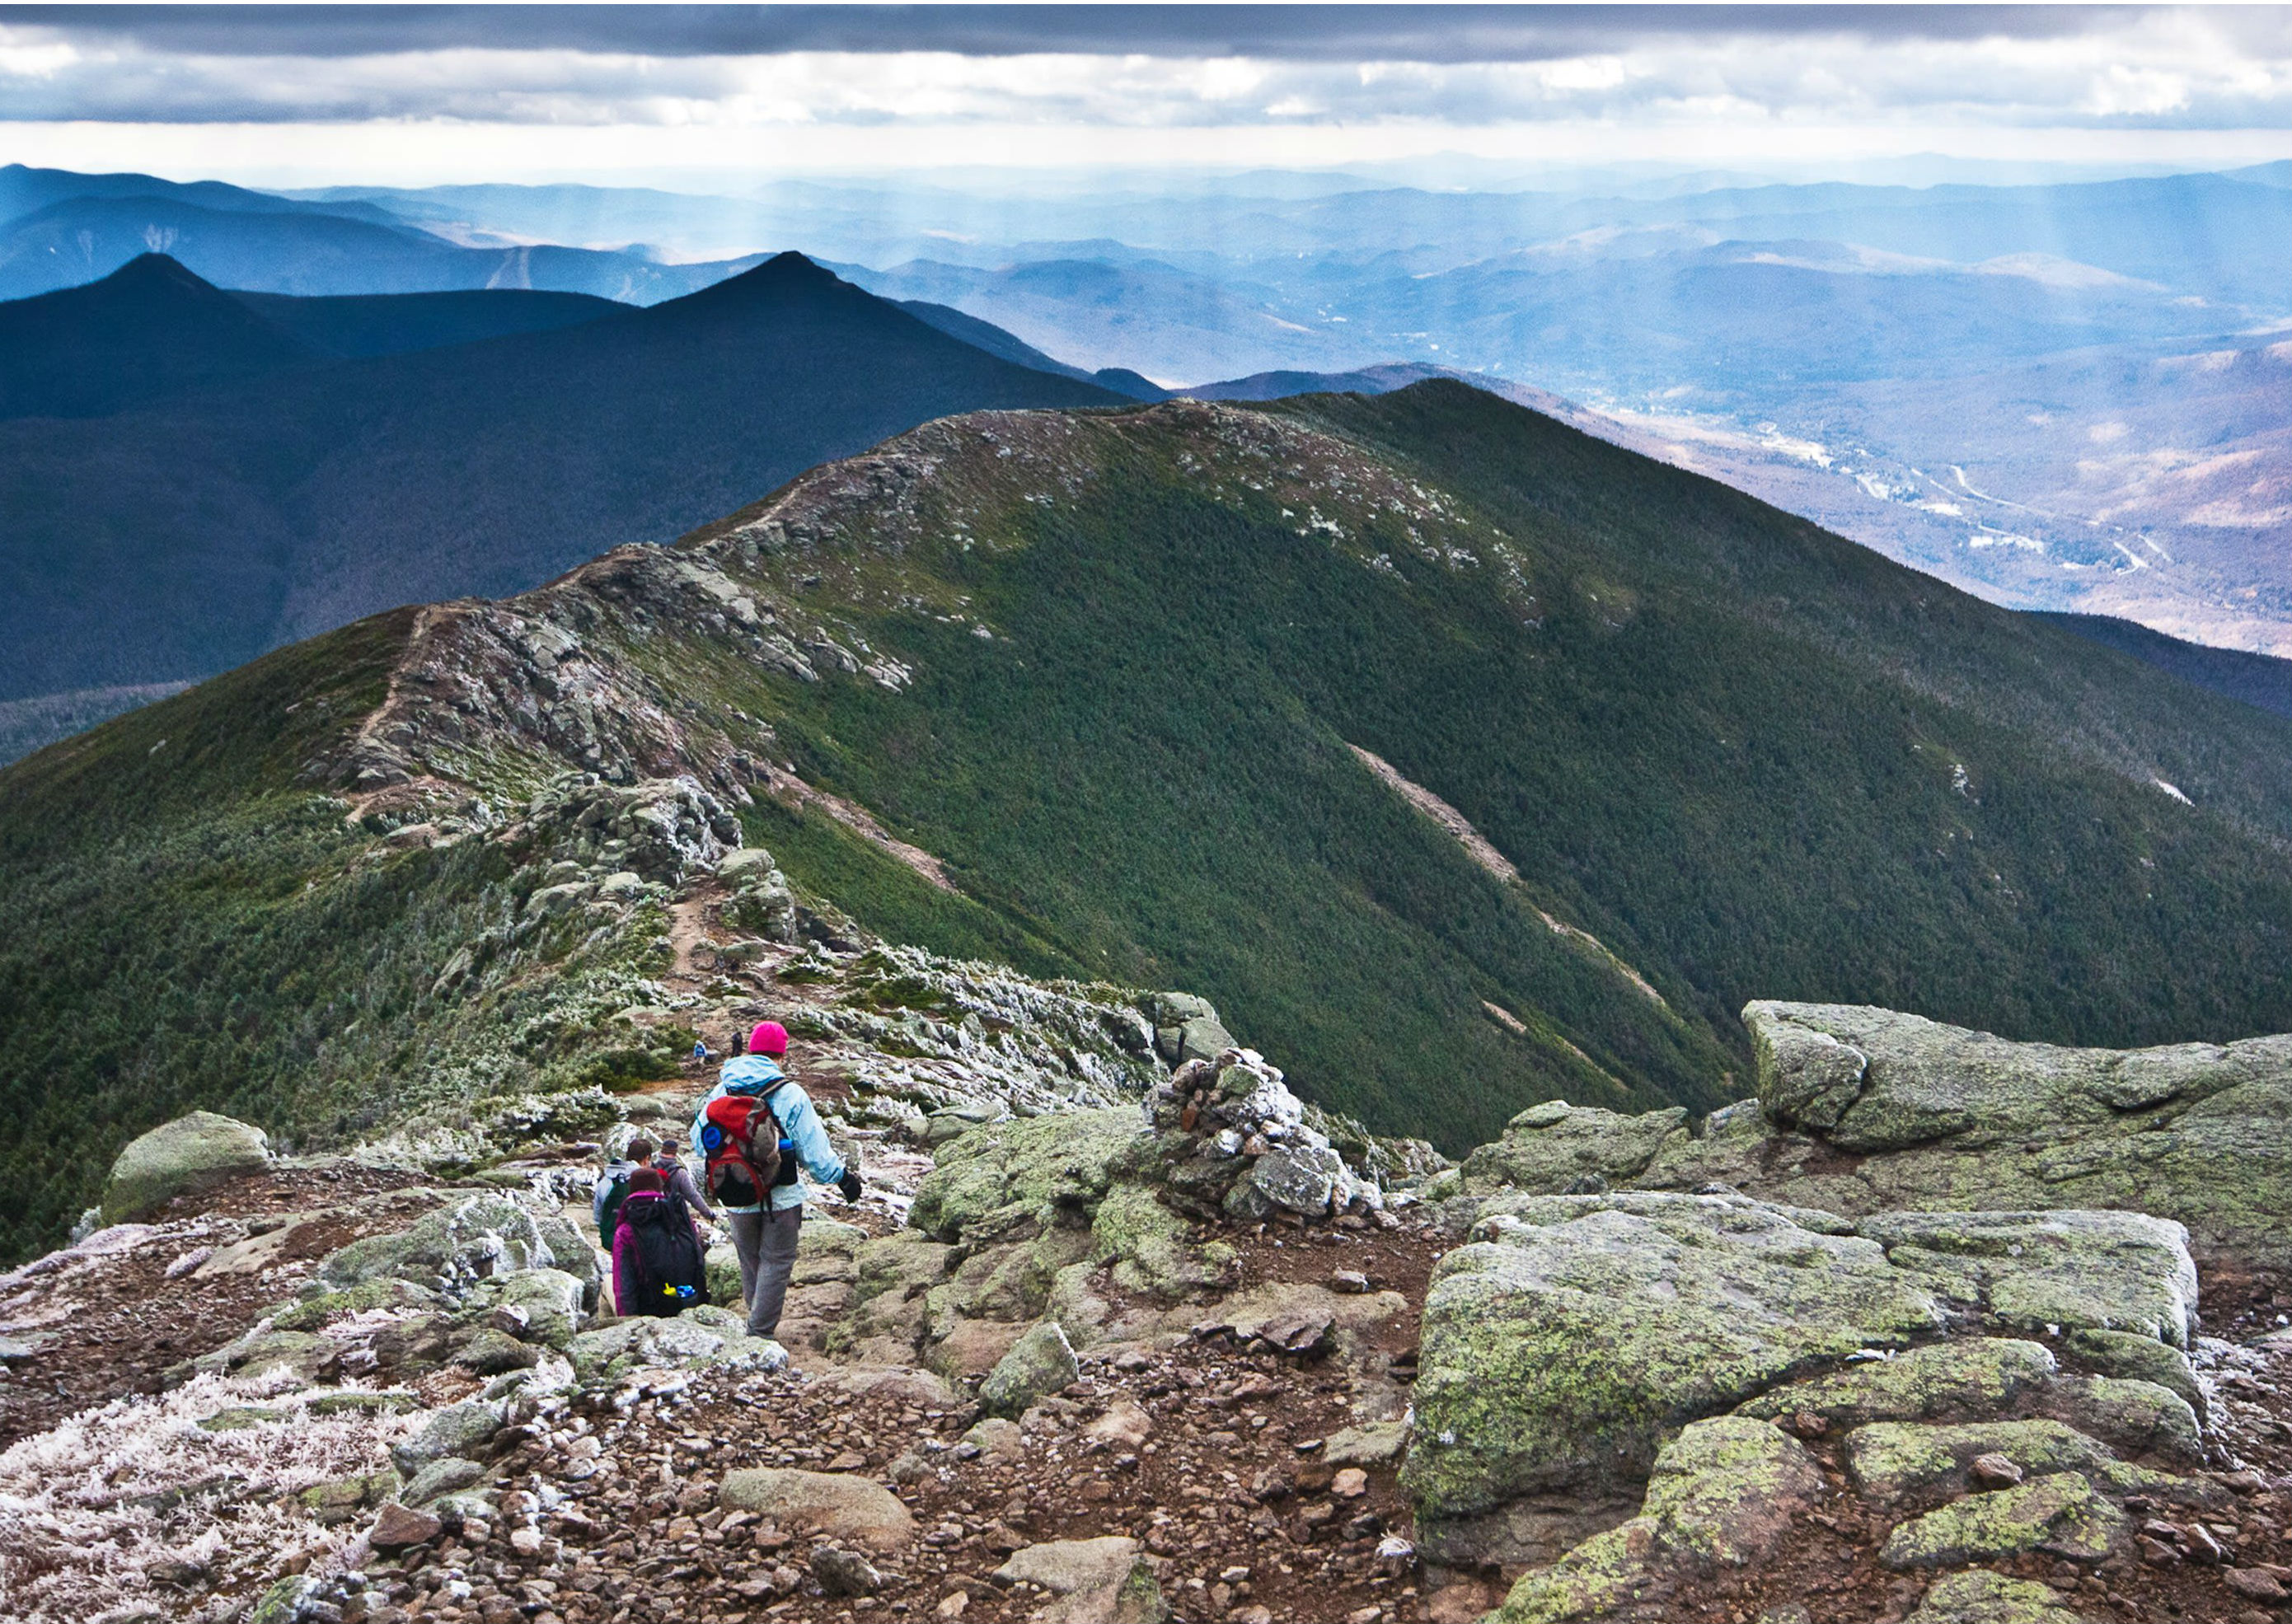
[0, 253, 321, 419]
[846, 255, 1376, 381]
[0, 190, 765, 304]
[0, 254, 622, 420]
[891, 297, 1168, 400]
[0, 253, 1120, 715]
[0, 161, 402, 227]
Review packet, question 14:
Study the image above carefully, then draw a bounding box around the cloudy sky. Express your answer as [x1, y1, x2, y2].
[2, 5, 2288, 186]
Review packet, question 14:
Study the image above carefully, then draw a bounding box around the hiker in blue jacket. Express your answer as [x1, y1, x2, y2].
[690, 1019, 861, 1338]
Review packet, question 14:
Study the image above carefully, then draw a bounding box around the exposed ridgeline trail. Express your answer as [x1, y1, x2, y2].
[14, 382, 2292, 1260]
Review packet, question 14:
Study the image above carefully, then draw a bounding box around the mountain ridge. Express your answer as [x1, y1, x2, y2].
[15, 380, 2292, 1261]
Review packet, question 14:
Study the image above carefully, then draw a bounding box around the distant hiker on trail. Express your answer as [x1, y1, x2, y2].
[691, 1019, 863, 1340]
[593, 1135, 657, 1247]
[692, 1038, 710, 1064]
[610, 1168, 710, 1317]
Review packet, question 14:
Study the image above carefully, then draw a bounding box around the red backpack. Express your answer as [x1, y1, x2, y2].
[701, 1083, 788, 1210]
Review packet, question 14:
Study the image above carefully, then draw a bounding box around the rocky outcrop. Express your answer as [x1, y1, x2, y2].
[1410, 1189, 2215, 1586]
[1445, 1003, 2292, 1272]
[100, 1111, 270, 1224]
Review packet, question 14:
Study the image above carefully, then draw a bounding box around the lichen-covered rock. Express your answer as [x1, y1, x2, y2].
[1727, 1002, 2292, 1268]
[1489, 1417, 1821, 1623]
[401, 1456, 488, 1505]
[1408, 1192, 1943, 1563]
[1735, 1338, 2059, 1430]
[100, 1111, 270, 1224]
[978, 1319, 1079, 1418]
[1858, 1209, 2197, 1348]
[299, 1468, 399, 1526]
[1904, 1570, 2088, 1624]
[565, 1308, 789, 1380]
[2065, 1327, 2207, 1425]
[925, 1233, 1090, 1351]
[908, 1108, 1140, 1246]
[2041, 1374, 2204, 1465]
[269, 1276, 444, 1331]
[1844, 1419, 2124, 1502]
[461, 1266, 588, 1348]
[391, 1400, 505, 1477]
[187, 1326, 335, 1383]
[1878, 1471, 2127, 1568]
[718, 1467, 915, 1552]
[1460, 1101, 1690, 1196]
[317, 1191, 597, 1305]
[1090, 1182, 1226, 1297]
[705, 1242, 743, 1308]
[1226, 1143, 1347, 1219]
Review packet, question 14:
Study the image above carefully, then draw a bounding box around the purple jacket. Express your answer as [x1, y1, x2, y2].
[612, 1192, 703, 1316]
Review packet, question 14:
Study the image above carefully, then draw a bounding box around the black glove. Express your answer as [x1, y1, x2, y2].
[837, 1171, 864, 1204]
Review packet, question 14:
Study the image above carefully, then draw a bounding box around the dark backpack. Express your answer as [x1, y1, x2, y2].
[701, 1083, 794, 1210]
[595, 1166, 635, 1247]
[623, 1194, 709, 1317]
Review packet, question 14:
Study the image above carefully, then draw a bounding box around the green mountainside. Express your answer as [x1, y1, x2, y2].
[10, 380, 2292, 1258]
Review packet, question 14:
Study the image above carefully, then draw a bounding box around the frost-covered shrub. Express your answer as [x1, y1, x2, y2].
[0, 1369, 420, 1623]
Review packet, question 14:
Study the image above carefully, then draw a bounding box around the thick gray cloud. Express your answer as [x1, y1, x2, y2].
[1, 2, 2287, 171]
[0, 6, 2151, 63]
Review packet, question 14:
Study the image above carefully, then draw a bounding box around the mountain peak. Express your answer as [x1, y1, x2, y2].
[657, 248, 846, 313]
[94, 250, 224, 297]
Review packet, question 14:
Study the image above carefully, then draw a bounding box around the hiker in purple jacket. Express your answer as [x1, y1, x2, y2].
[611, 1169, 708, 1317]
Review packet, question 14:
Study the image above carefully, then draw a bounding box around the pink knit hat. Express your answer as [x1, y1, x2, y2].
[748, 1020, 790, 1057]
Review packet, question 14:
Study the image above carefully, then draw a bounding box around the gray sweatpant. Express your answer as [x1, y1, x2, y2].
[725, 1205, 803, 1338]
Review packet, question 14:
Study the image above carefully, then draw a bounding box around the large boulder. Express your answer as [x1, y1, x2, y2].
[565, 1308, 789, 1381]
[718, 1468, 914, 1552]
[1489, 1416, 1822, 1623]
[1722, 1001, 2292, 1268]
[1858, 1208, 2197, 1347]
[1407, 1191, 1944, 1563]
[1460, 1004, 2292, 1271]
[978, 1319, 1079, 1418]
[101, 1111, 270, 1224]
[1460, 1100, 1689, 1196]
[1408, 1191, 2204, 1568]
[909, 1108, 1140, 1246]
[994, 1536, 1167, 1623]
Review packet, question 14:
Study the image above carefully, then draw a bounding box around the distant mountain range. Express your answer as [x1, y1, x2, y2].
[0, 250, 1120, 728]
[0, 163, 764, 302]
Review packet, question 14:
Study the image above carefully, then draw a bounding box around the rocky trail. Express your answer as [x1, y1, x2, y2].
[8, 778, 2292, 1624]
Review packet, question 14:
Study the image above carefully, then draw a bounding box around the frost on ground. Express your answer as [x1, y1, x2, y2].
[0, 1367, 416, 1623]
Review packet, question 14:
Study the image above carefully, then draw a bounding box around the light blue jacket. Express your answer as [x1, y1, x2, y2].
[690, 1055, 846, 1214]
